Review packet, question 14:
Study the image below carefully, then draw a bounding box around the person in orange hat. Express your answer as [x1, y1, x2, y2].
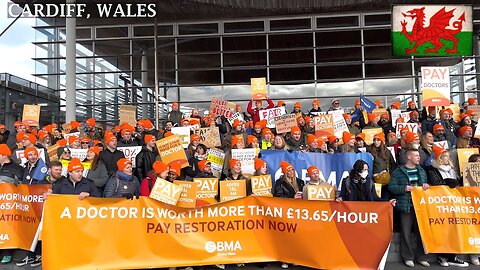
[438, 108, 459, 148]
[37, 130, 51, 148]
[0, 144, 23, 184]
[103, 158, 139, 198]
[70, 121, 81, 132]
[459, 113, 476, 134]
[406, 100, 418, 113]
[84, 117, 104, 141]
[355, 133, 366, 149]
[260, 128, 274, 150]
[235, 104, 252, 122]
[251, 121, 263, 142]
[165, 160, 183, 182]
[327, 135, 340, 153]
[367, 133, 397, 189]
[6, 121, 26, 150]
[21, 147, 43, 183]
[421, 106, 438, 133]
[398, 132, 429, 166]
[407, 111, 420, 125]
[82, 146, 108, 192]
[118, 125, 140, 147]
[195, 159, 214, 178]
[67, 135, 80, 149]
[246, 135, 259, 149]
[139, 161, 169, 196]
[253, 158, 268, 176]
[391, 101, 401, 110]
[305, 134, 320, 153]
[185, 144, 208, 178]
[51, 157, 100, 198]
[302, 165, 333, 200]
[186, 133, 201, 157]
[339, 131, 356, 153]
[296, 115, 307, 131]
[457, 126, 473, 148]
[135, 134, 159, 181]
[276, 101, 286, 108]
[274, 161, 304, 199]
[432, 123, 448, 145]
[231, 135, 245, 150]
[303, 116, 315, 135]
[365, 113, 380, 128]
[167, 102, 183, 126]
[225, 158, 248, 181]
[291, 101, 305, 117]
[374, 100, 382, 109]
[99, 134, 126, 176]
[468, 97, 478, 106]
[286, 126, 305, 151]
[79, 136, 91, 149]
[247, 97, 274, 125]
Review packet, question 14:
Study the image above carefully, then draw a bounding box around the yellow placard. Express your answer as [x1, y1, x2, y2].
[149, 178, 182, 205]
[307, 185, 335, 201]
[156, 135, 189, 169]
[374, 183, 382, 198]
[194, 178, 219, 207]
[251, 77, 267, 100]
[457, 148, 480, 176]
[173, 180, 197, 208]
[220, 180, 246, 202]
[363, 128, 383, 145]
[250, 175, 272, 197]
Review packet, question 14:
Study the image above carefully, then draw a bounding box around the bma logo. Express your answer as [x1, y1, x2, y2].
[205, 240, 242, 254]
[0, 234, 9, 241]
[468, 237, 480, 245]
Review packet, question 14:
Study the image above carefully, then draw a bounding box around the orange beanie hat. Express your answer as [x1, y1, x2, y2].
[117, 158, 132, 172]
[229, 158, 241, 170]
[307, 166, 319, 177]
[68, 158, 84, 172]
[152, 161, 169, 175]
[280, 161, 293, 174]
[254, 158, 266, 171]
[433, 145, 447, 159]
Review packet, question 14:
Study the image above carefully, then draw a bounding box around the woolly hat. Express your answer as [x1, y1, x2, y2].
[68, 135, 79, 145]
[409, 111, 419, 118]
[459, 113, 469, 121]
[152, 161, 168, 175]
[137, 119, 153, 129]
[367, 113, 377, 122]
[38, 131, 48, 141]
[291, 126, 301, 135]
[374, 100, 382, 107]
[85, 118, 96, 127]
[277, 101, 285, 107]
[396, 117, 405, 123]
[23, 133, 37, 144]
[105, 134, 117, 145]
[458, 126, 473, 137]
[428, 106, 436, 114]
[229, 158, 241, 170]
[355, 100, 360, 106]
[280, 161, 293, 174]
[80, 136, 90, 143]
[247, 135, 258, 146]
[468, 98, 477, 105]
[254, 158, 266, 171]
[190, 134, 201, 143]
[262, 128, 273, 137]
[68, 158, 84, 172]
[342, 131, 354, 143]
[307, 166, 319, 177]
[88, 146, 100, 156]
[405, 131, 418, 145]
[164, 131, 174, 138]
[197, 160, 211, 172]
[373, 133, 385, 144]
[232, 119, 242, 128]
[408, 101, 416, 107]
[343, 113, 351, 120]
[294, 102, 301, 108]
[56, 139, 67, 147]
[168, 161, 182, 176]
[355, 133, 365, 141]
[144, 134, 156, 144]
[307, 134, 317, 145]
[327, 135, 338, 144]
[391, 102, 401, 109]
[117, 158, 132, 172]
[231, 136, 243, 147]
[0, 144, 12, 157]
[433, 145, 447, 159]
[24, 147, 38, 157]
[312, 100, 319, 106]
[433, 124, 445, 133]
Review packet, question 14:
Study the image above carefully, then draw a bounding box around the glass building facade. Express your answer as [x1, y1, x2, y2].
[32, 7, 480, 127]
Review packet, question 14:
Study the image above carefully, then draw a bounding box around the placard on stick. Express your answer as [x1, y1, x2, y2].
[251, 77, 267, 100]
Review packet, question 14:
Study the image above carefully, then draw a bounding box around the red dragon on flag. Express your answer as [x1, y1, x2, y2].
[400, 7, 466, 55]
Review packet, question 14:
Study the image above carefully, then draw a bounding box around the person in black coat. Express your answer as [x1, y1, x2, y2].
[99, 134, 125, 176]
[0, 144, 23, 184]
[51, 158, 100, 198]
[135, 134, 159, 180]
[273, 161, 304, 199]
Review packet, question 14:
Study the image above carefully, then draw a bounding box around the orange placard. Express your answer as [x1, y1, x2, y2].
[194, 178, 219, 207]
[314, 114, 334, 141]
[42, 195, 393, 270]
[250, 175, 272, 197]
[413, 186, 480, 253]
[220, 180, 246, 202]
[0, 183, 50, 251]
[251, 77, 267, 100]
[149, 178, 182, 205]
[363, 128, 383, 145]
[173, 180, 197, 208]
[156, 135, 189, 169]
[22, 105, 40, 125]
[306, 185, 335, 201]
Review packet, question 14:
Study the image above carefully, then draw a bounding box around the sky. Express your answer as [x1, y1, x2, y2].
[0, 0, 37, 83]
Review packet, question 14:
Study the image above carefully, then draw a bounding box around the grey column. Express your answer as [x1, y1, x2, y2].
[65, 0, 76, 122]
[141, 51, 149, 118]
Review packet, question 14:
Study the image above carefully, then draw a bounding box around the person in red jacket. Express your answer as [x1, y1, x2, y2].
[139, 161, 169, 196]
[247, 98, 274, 125]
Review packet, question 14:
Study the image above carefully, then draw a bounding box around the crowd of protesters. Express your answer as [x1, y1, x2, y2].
[0, 97, 479, 268]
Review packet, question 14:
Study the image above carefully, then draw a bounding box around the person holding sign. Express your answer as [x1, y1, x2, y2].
[220, 159, 250, 197]
[103, 158, 139, 199]
[247, 98, 274, 125]
[84, 146, 109, 193]
[273, 161, 304, 199]
[167, 161, 183, 182]
[302, 166, 334, 200]
[139, 161, 169, 196]
[424, 146, 468, 267]
[388, 149, 430, 268]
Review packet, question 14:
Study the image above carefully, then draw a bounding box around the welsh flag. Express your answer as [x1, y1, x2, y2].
[392, 5, 473, 57]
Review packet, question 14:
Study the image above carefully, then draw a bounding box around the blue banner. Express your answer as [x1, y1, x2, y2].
[32, 158, 48, 182]
[260, 150, 373, 189]
[360, 95, 376, 113]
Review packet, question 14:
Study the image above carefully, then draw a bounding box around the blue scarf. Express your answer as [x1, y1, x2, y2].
[116, 171, 133, 181]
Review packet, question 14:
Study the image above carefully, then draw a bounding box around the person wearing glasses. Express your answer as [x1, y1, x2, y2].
[327, 98, 342, 112]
